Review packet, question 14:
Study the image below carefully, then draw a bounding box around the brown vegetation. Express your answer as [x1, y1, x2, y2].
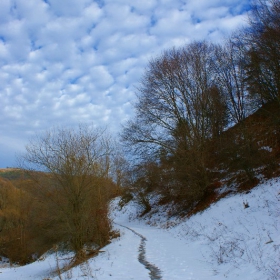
[0, 126, 120, 264]
[121, 0, 280, 216]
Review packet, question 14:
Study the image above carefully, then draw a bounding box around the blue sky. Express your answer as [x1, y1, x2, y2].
[0, 0, 251, 168]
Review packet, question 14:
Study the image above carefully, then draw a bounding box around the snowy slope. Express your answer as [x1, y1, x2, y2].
[0, 177, 279, 280]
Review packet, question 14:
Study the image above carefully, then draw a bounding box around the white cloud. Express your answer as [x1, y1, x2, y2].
[150, 9, 192, 38]
[45, 0, 92, 17]
[0, 0, 251, 167]
[89, 65, 114, 89]
[0, 0, 12, 24]
[13, 0, 50, 30]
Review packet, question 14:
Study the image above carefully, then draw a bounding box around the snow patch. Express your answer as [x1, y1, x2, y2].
[0, 178, 279, 279]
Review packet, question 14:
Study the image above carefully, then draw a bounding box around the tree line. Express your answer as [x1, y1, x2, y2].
[121, 0, 280, 211]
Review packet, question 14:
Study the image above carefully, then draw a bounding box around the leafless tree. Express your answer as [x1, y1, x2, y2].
[122, 41, 228, 205]
[21, 125, 114, 260]
[244, 0, 280, 104]
[214, 38, 251, 124]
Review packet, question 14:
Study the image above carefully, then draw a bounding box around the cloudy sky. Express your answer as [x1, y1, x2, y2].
[0, 0, 251, 168]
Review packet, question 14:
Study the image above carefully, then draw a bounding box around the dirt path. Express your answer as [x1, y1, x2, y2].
[115, 223, 162, 280]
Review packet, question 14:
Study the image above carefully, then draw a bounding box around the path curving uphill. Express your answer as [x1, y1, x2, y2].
[115, 223, 162, 280]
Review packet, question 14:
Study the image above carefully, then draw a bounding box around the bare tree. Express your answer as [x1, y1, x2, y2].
[214, 38, 251, 124]
[244, 0, 280, 104]
[21, 125, 114, 260]
[122, 41, 228, 205]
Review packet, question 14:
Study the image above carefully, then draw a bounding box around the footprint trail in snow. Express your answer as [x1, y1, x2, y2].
[115, 223, 162, 280]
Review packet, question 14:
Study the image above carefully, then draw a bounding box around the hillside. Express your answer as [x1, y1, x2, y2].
[0, 103, 279, 278]
[0, 168, 30, 181]
[0, 176, 279, 279]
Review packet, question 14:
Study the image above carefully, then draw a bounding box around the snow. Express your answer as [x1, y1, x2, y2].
[0, 177, 279, 279]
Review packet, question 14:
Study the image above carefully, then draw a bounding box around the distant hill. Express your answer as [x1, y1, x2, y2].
[0, 168, 27, 181]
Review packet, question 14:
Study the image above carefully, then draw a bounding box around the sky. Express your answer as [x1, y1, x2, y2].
[0, 0, 251, 168]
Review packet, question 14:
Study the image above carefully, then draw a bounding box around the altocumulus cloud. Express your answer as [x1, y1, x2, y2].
[0, 0, 250, 167]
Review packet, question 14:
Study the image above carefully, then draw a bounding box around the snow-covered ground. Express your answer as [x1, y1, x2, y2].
[1, 177, 279, 279]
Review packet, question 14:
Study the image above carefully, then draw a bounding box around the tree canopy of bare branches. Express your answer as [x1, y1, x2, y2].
[122, 41, 228, 205]
[245, 0, 280, 104]
[21, 125, 114, 260]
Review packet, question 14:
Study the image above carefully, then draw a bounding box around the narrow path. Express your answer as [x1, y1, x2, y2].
[114, 223, 162, 280]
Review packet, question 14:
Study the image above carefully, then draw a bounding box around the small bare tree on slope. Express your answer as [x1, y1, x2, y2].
[21, 125, 113, 262]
